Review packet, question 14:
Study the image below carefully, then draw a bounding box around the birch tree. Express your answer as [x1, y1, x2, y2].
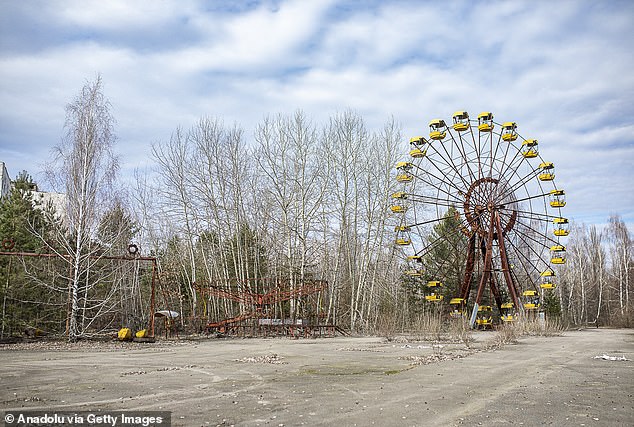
[607, 214, 632, 318]
[255, 110, 326, 319]
[44, 75, 120, 340]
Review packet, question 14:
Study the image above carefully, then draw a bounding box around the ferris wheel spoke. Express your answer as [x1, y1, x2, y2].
[426, 138, 472, 190]
[408, 194, 462, 208]
[502, 232, 547, 285]
[410, 169, 465, 201]
[512, 217, 560, 247]
[405, 215, 454, 230]
[501, 206, 563, 222]
[494, 168, 542, 203]
[412, 225, 466, 259]
[446, 129, 478, 183]
[497, 133, 535, 184]
[502, 191, 549, 206]
[506, 245, 540, 291]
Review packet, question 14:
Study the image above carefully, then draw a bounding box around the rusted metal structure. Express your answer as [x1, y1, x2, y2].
[0, 239, 157, 339]
[393, 112, 569, 327]
[195, 278, 340, 337]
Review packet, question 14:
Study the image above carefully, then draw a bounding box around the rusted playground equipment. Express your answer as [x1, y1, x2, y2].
[194, 278, 343, 337]
[0, 238, 158, 340]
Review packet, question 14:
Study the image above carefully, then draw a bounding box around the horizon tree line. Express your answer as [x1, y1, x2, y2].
[0, 76, 632, 340]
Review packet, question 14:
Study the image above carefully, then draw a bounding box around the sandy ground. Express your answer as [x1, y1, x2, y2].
[1, 328, 632, 427]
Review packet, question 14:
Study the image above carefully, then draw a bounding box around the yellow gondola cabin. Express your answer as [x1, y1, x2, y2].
[429, 119, 447, 140]
[549, 189, 566, 208]
[553, 217, 570, 236]
[425, 293, 444, 302]
[477, 112, 494, 132]
[390, 205, 407, 213]
[540, 269, 557, 289]
[396, 161, 413, 182]
[538, 162, 555, 181]
[550, 245, 566, 264]
[452, 111, 470, 131]
[395, 225, 411, 246]
[405, 269, 423, 277]
[409, 136, 428, 158]
[501, 122, 518, 141]
[521, 139, 539, 158]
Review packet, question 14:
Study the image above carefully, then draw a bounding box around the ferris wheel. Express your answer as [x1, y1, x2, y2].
[392, 111, 569, 327]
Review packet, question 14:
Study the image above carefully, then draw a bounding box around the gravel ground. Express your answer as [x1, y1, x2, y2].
[1, 328, 632, 426]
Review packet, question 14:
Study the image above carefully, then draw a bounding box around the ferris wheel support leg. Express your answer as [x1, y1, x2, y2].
[471, 212, 496, 328]
[495, 213, 521, 310]
[460, 234, 477, 300]
[489, 273, 504, 313]
[459, 234, 477, 301]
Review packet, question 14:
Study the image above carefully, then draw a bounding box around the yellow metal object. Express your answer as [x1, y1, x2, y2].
[407, 255, 422, 261]
[135, 329, 147, 338]
[396, 173, 413, 182]
[538, 162, 555, 181]
[541, 269, 556, 287]
[478, 305, 492, 312]
[409, 147, 427, 159]
[524, 303, 539, 309]
[409, 147, 427, 158]
[396, 161, 412, 169]
[391, 205, 407, 213]
[550, 245, 566, 264]
[405, 269, 423, 277]
[427, 280, 443, 288]
[501, 302, 514, 309]
[395, 225, 411, 246]
[549, 189, 566, 208]
[523, 290, 538, 297]
[429, 119, 447, 140]
[392, 191, 407, 199]
[553, 217, 570, 236]
[118, 328, 132, 341]
[501, 314, 515, 322]
[409, 136, 427, 145]
[477, 112, 494, 132]
[450, 298, 465, 305]
[452, 111, 470, 131]
[450, 310, 464, 318]
[521, 139, 538, 158]
[425, 293, 444, 302]
[476, 316, 493, 326]
[501, 122, 518, 141]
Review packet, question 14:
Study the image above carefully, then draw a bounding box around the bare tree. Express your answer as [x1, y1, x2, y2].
[255, 111, 326, 319]
[607, 214, 632, 318]
[44, 75, 120, 340]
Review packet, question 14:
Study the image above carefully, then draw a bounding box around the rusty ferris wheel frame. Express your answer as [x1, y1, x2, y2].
[393, 111, 569, 326]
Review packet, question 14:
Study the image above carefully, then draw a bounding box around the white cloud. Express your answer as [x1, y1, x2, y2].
[0, 0, 632, 229]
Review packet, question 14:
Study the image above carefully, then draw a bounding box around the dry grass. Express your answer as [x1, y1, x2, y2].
[515, 317, 566, 337]
[446, 317, 475, 348]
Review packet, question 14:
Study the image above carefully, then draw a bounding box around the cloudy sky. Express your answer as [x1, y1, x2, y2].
[1, 0, 632, 230]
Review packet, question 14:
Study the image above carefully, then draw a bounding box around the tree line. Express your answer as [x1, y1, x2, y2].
[0, 77, 632, 340]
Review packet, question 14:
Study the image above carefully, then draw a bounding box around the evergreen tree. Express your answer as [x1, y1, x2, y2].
[409, 207, 469, 303]
[0, 172, 60, 337]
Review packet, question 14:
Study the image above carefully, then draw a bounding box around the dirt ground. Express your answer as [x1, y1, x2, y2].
[1, 328, 633, 427]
